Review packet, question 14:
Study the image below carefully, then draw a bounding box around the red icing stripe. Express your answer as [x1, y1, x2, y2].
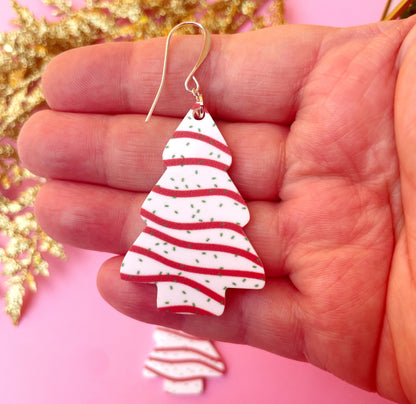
[154, 346, 221, 362]
[172, 131, 231, 155]
[144, 227, 262, 266]
[120, 273, 225, 304]
[127, 245, 265, 280]
[148, 356, 225, 374]
[152, 186, 246, 205]
[164, 158, 229, 171]
[141, 209, 246, 235]
[159, 305, 214, 315]
[144, 365, 206, 382]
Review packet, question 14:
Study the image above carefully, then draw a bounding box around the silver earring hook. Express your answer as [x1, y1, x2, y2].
[145, 22, 211, 122]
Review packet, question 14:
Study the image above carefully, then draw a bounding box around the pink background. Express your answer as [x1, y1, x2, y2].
[0, 1, 399, 403]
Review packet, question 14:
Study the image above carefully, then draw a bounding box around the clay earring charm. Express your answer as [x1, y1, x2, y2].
[120, 22, 265, 315]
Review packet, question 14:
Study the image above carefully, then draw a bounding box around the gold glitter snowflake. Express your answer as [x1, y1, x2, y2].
[0, 0, 284, 325]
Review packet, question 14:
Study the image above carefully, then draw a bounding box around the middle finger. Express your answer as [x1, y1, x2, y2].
[19, 110, 288, 200]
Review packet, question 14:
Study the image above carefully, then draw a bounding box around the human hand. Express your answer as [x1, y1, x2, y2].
[18, 18, 416, 403]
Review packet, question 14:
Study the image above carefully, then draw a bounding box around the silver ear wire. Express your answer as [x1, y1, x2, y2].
[145, 22, 211, 122]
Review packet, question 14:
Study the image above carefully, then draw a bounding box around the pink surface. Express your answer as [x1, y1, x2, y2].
[0, 1, 396, 403]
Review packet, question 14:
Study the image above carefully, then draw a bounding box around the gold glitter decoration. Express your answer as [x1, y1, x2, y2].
[0, 0, 284, 325]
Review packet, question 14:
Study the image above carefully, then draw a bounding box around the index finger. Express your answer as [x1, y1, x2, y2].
[41, 25, 329, 124]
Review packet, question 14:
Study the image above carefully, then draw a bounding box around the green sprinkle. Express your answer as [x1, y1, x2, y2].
[169, 286, 173, 290]
[182, 291, 187, 295]
[254, 284, 259, 288]
[207, 298, 211, 302]
[211, 177, 216, 180]
[232, 282, 237, 286]
[231, 235, 235, 240]
[223, 286, 227, 290]
[184, 300, 188, 303]
[164, 250, 168, 254]
[170, 177, 175, 181]
[174, 210, 178, 214]
[214, 254, 218, 259]
[191, 204, 194, 208]
[164, 204, 169, 208]
[121, 262, 125, 267]
[196, 259, 200, 263]
[139, 258, 143, 262]
[136, 270, 140, 274]
[195, 170, 199, 175]
[242, 278, 247, 282]
[206, 238, 210, 242]
[205, 279, 210, 283]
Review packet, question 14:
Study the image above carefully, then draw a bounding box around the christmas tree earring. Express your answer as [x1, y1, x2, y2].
[120, 22, 265, 315]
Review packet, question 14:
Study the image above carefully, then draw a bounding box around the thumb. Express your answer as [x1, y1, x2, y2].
[389, 19, 416, 403]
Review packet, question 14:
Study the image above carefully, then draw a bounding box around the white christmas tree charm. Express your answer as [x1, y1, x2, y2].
[143, 327, 225, 394]
[121, 106, 265, 315]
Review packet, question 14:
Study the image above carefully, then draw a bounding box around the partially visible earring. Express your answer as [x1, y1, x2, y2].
[120, 22, 265, 316]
